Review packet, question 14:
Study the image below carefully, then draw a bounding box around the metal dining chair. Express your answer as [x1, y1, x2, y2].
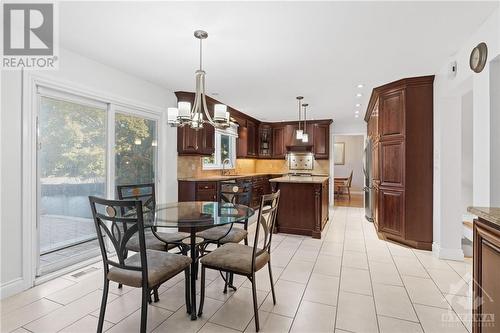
[117, 183, 189, 253]
[89, 196, 192, 333]
[198, 190, 281, 332]
[196, 180, 253, 292]
[197, 180, 253, 249]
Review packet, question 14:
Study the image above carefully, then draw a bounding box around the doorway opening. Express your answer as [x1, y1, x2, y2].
[333, 134, 364, 208]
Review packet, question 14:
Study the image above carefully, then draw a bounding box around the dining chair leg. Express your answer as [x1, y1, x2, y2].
[348, 187, 351, 200]
[153, 287, 159, 303]
[223, 271, 229, 294]
[198, 266, 206, 317]
[185, 267, 191, 314]
[251, 274, 260, 332]
[97, 279, 109, 333]
[268, 263, 276, 305]
[140, 288, 148, 333]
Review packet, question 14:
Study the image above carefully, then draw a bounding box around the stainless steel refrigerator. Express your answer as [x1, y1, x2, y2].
[363, 138, 374, 222]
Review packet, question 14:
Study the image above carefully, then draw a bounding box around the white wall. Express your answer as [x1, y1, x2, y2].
[333, 119, 366, 135]
[0, 48, 177, 298]
[490, 56, 500, 206]
[334, 135, 364, 192]
[461, 91, 473, 213]
[433, 7, 499, 260]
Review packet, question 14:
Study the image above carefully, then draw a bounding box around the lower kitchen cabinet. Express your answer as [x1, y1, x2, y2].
[178, 175, 278, 209]
[178, 181, 218, 202]
[470, 207, 500, 333]
[378, 187, 404, 237]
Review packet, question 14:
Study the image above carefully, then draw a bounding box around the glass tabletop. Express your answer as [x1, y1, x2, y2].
[142, 201, 255, 228]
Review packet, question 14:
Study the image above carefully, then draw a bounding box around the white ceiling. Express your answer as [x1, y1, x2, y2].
[60, 1, 498, 125]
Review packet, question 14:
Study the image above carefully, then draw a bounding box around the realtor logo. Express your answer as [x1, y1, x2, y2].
[2, 2, 58, 69]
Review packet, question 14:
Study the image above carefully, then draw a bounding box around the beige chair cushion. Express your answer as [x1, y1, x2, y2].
[197, 226, 248, 244]
[126, 231, 189, 252]
[200, 243, 270, 275]
[107, 249, 191, 288]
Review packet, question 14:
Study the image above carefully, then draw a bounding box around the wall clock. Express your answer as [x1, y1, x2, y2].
[470, 42, 488, 73]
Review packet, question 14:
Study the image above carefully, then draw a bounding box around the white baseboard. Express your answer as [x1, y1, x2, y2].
[0, 277, 27, 300]
[432, 242, 465, 261]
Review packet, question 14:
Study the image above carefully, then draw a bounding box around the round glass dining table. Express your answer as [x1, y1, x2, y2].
[143, 201, 255, 320]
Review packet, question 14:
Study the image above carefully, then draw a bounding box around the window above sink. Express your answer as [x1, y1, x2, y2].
[203, 131, 237, 170]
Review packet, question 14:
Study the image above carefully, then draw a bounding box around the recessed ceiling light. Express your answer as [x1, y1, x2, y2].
[355, 114, 360, 118]
[356, 93, 363, 98]
[357, 84, 364, 88]
[355, 103, 361, 107]
[355, 110, 360, 114]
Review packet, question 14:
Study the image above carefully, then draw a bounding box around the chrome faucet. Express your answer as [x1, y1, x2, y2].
[221, 158, 231, 176]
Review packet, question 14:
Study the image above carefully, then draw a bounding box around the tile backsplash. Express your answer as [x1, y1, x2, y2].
[178, 156, 330, 179]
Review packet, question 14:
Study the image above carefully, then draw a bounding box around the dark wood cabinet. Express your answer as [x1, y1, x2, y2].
[175, 92, 215, 156]
[472, 211, 500, 333]
[259, 126, 272, 158]
[178, 180, 218, 202]
[379, 139, 405, 187]
[237, 125, 248, 158]
[313, 123, 330, 159]
[272, 126, 286, 158]
[175, 92, 332, 159]
[378, 188, 404, 237]
[365, 75, 434, 250]
[247, 121, 257, 156]
[379, 89, 405, 139]
[236, 118, 259, 158]
[178, 175, 277, 210]
[271, 178, 329, 239]
[177, 126, 215, 156]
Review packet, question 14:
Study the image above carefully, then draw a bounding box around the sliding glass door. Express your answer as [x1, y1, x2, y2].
[38, 95, 107, 274]
[115, 112, 158, 187]
[37, 89, 160, 276]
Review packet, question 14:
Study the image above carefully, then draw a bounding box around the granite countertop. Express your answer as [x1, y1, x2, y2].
[468, 207, 500, 227]
[178, 173, 329, 182]
[178, 173, 286, 182]
[268, 175, 330, 184]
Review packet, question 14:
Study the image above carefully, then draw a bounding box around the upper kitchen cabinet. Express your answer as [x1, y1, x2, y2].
[364, 75, 434, 250]
[235, 116, 260, 158]
[246, 120, 258, 156]
[176, 91, 215, 156]
[312, 122, 330, 159]
[269, 120, 331, 159]
[379, 89, 405, 139]
[177, 124, 214, 156]
[271, 125, 286, 158]
[258, 125, 272, 158]
[176, 91, 255, 157]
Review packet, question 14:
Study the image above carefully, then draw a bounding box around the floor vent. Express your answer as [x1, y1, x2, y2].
[70, 267, 99, 278]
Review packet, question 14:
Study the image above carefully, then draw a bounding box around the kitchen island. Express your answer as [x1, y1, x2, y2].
[269, 176, 329, 239]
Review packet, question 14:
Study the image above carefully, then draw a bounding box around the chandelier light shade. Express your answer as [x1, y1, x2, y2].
[302, 103, 309, 143]
[168, 30, 230, 130]
[295, 96, 304, 140]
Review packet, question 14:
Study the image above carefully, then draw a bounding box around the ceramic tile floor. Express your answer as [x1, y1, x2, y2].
[1, 206, 473, 333]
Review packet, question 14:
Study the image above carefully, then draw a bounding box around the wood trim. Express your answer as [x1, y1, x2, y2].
[364, 75, 434, 122]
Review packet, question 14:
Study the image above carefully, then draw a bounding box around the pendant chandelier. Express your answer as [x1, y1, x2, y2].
[295, 96, 304, 140]
[302, 103, 309, 143]
[168, 30, 230, 130]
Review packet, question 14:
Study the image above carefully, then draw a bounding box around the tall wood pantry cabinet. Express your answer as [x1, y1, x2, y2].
[365, 75, 434, 250]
